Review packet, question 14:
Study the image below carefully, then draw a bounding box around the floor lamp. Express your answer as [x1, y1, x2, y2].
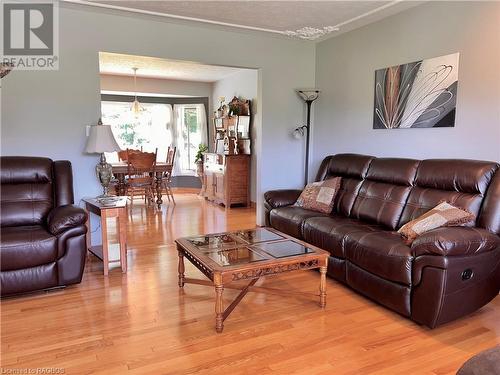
[293, 89, 320, 186]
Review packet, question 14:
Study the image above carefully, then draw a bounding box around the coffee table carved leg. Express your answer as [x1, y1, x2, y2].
[319, 266, 327, 308]
[215, 284, 224, 333]
[177, 249, 185, 288]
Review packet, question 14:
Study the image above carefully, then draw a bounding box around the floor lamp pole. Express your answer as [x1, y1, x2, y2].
[295, 89, 320, 187]
[304, 99, 312, 187]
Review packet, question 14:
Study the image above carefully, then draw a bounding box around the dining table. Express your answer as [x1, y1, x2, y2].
[111, 162, 172, 209]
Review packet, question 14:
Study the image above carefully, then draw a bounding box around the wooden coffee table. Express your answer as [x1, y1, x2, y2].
[175, 227, 329, 333]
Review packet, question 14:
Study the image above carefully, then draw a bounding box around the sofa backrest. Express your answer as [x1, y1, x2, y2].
[0, 157, 74, 227]
[316, 154, 499, 232]
[478, 171, 500, 234]
[398, 159, 498, 228]
[315, 153, 374, 216]
[350, 158, 420, 230]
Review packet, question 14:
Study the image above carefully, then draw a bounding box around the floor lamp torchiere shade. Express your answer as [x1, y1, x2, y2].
[84, 119, 122, 197]
[293, 89, 320, 186]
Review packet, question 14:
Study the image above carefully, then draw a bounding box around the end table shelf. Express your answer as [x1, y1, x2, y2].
[83, 197, 128, 276]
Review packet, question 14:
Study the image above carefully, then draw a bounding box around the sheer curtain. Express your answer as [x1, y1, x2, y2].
[102, 101, 173, 163]
[171, 103, 208, 176]
[172, 104, 184, 176]
[196, 103, 208, 151]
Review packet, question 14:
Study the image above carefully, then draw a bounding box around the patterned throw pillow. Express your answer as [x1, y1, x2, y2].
[398, 201, 475, 244]
[295, 177, 342, 214]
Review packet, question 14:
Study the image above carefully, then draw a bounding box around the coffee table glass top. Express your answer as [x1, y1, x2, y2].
[233, 228, 285, 244]
[187, 233, 246, 249]
[203, 247, 270, 267]
[182, 228, 317, 268]
[253, 240, 314, 258]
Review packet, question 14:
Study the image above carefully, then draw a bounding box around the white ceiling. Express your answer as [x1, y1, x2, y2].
[74, 0, 422, 41]
[99, 52, 250, 81]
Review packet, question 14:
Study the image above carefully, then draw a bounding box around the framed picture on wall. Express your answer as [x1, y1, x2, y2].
[373, 53, 459, 129]
[237, 116, 250, 138]
[214, 118, 223, 129]
[215, 138, 225, 154]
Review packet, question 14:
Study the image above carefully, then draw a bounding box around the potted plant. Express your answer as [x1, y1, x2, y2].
[195, 143, 208, 177]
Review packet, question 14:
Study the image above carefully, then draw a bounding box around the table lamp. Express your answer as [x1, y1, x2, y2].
[84, 119, 121, 197]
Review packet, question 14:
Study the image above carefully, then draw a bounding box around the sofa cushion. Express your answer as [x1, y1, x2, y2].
[315, 154, 374, 216]
[398, 201, 475, 243]
[399, 159, 498, 228]
[344, 230, 413, 285]
[350, 158, 419, 229]
[295, 177, 341, 214]
[269, 207, 327, 239]
[0, 157, 54, 227]
[303, 216, 381, 259]
[0, 226, 57, 271]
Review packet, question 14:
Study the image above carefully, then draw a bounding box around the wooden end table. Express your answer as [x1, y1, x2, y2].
[175, 227, 329, 333]
[83, 197, 128, 276]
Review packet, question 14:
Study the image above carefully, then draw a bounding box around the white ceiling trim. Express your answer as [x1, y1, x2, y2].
[62, 0, 404, 41]
[63, 0, 285, 36]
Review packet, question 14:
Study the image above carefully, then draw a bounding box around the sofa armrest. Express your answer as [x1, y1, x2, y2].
[47, 204, 88, 236]
[411, 227, 499, 257]
[264, 189, 302, 209]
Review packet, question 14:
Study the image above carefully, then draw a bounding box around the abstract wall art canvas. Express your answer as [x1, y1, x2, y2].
[373, 53, 459, 129]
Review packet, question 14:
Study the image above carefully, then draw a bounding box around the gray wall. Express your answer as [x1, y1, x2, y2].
[212, 69, 259, 202]
[1, 2, 315, 225]
[313, 1, 500, 176]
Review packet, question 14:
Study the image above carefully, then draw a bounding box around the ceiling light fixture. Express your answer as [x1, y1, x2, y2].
[131, 67, 144, 117]
[283, 26, 339, 41]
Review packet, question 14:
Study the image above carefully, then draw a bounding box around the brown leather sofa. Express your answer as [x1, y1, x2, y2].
[0, 157, 88, 296]
[264, 154, 500, 328]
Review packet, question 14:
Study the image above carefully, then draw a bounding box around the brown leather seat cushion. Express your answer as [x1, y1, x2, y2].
[303, 216, 381, 259]
[345, 230, 413, 285]
[0, 226, 57, 271]
[269, 206, 327, 239]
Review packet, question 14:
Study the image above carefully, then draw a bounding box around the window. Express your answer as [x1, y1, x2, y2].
[101, 101, 172, 163]
[181, 106, 202, 172]
[173, 103, 207, 175]
[100, 96, 207, 176]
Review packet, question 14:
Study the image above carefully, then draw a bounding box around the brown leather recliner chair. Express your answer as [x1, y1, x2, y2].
[265, 154, 500, 328]
[0, 157, 88, 296]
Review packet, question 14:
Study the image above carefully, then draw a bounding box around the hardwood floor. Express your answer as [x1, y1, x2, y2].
[1, 193, 499, 374]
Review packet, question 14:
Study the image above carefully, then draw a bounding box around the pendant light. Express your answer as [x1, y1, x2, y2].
[131, 67, 144, 117]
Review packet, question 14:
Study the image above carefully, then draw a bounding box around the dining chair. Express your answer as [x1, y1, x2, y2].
[160, 146, 176, 204]
[125, 149, 157, 206]
[118, 148, 142, 162]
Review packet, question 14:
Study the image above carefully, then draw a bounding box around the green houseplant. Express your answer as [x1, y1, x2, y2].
[195, 143, 208, 164]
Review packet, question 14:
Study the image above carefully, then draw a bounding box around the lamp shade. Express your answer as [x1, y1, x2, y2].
[297, 89, 320, 102]
[84, 125, 121, 153]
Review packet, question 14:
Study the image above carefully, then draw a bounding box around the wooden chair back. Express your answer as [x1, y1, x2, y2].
[118, 148, 141, 162]
[164, 146, 176, 180]
[127, 149, 157, 185]
[166, 146, 176, 165]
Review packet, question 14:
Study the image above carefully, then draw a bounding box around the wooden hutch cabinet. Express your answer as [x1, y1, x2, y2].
[203, 153, 250, 208]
